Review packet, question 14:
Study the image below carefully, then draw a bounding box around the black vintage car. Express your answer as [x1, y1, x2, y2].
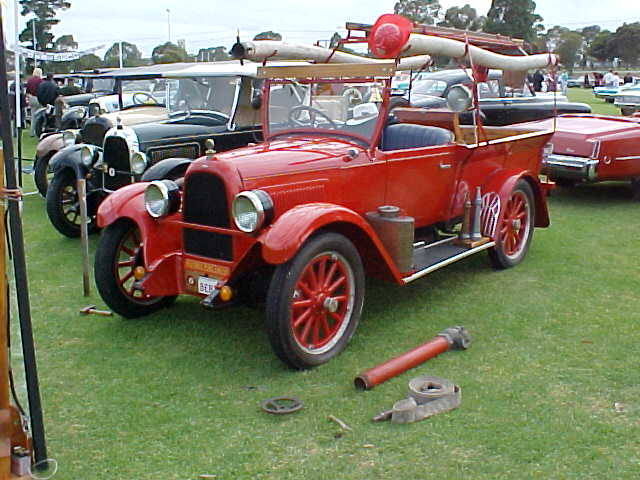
[46, 62, 262, 237]
[390, 69, 591, 125]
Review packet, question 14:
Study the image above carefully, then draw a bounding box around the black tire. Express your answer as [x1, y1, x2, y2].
[553, 178, 577, 189]
[265, 232, 365, 369]
[621, 107, 635, 116]
[631, 178, 640, 201]
[488, 180, 536, 269]
[34, 153, 55, 197]
[46, 169, 98, 238]
[95, 219, 176, 318]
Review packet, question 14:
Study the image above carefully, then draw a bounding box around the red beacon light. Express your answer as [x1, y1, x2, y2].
[368, 14, 412, 59]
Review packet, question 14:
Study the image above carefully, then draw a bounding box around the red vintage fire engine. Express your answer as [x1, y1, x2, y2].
[94, 17, 556, 369]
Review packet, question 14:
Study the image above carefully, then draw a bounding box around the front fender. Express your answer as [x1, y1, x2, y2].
[49, 144, 92, 178]
[484, 170, 550, 229]
[141, 158, 192, 182]
[96, 182, 148, 229]
[36, 133, 63, 159]
[259, 203, 403, 283]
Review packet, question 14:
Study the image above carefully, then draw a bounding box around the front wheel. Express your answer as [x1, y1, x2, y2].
[488, 180, 536, 269]
[46, 170, 98, 238]
[95, 220, 176, 318]
[265, 232, 365, 369]
[34, 153, 54, 197]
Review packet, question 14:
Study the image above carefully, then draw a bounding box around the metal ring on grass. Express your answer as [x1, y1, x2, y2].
[260, 396, 303, 415]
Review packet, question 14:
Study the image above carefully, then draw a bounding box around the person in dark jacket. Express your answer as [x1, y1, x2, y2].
[532, 70, 544, 92]
[36, 74, 60, 107]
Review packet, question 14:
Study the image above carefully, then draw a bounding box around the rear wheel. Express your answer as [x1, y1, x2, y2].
[95, 220, 176, 318]
[34, 153, 55, 197]
[488, 180, 535, 269]
[46, 170, 98, 238]
[265, 233, 365, 369]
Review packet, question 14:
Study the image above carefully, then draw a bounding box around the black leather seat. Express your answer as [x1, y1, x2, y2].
[380, 124, 453, 151]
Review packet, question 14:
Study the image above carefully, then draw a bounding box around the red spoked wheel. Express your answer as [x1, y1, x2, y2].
[95, 219, 175, 318]
[266, 233, 365, 369]
[489, 180, 535, 269]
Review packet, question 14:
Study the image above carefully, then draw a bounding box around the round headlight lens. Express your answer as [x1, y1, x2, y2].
[144, 180, 180, 218]
[130, 151, 147, 175]
[80, 146, 94, 167]
[62, 130, 78, 147]
[232, 190, 273, 233]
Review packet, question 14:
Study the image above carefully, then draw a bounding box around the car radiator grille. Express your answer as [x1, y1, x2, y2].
[81, 122, 108, 146]
[182, 172, 232, 260]
[148, 143, 200, 165]
[103, 136, 131, 172]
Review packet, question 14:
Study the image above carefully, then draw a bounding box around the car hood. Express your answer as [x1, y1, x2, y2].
[209, 136, 362, 183]
[521, 115, 640, 157]
[132, 122, 225, 146]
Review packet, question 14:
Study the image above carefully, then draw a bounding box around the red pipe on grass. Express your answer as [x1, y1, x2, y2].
[354, 326, 470, 390]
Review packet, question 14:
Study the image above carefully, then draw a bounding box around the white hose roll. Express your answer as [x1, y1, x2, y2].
[401, 34, 558, 71]
[232, 40, 431, 71]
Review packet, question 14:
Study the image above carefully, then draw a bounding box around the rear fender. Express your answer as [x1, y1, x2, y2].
[259, 203, 403, 283]
[36, 133, 63, 159]
[49, 145, 91, 179]
[484, 170, 550, 229]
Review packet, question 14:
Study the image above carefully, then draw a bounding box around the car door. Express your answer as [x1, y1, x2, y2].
[382, 144, 458, 227]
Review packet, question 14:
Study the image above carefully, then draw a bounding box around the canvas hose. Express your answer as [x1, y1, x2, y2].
[373, 376, 461, 424]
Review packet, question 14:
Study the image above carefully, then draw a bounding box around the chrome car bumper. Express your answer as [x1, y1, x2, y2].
[542, 154, 598, 181]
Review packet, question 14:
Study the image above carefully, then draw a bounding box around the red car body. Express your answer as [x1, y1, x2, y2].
[94, 63, 554, 368]
[533, 114, 640, 197]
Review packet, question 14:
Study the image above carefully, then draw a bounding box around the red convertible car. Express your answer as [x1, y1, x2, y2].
[92, 59, 554, 369]
[532, 114, 640, 199]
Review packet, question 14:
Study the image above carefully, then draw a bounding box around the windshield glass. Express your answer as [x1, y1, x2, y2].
[267, 79, 383, 144]
[412, 79, 448, 97]
[89, 78, 115, 93]
[165, 76, 238, 118]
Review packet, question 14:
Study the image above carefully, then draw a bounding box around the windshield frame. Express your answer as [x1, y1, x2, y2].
[262, 76, 390, 149]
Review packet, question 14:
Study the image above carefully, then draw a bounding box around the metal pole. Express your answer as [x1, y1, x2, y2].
[13, 1, 22, 186]
[118, 41, 123, 68]
[32, 18, 37, 68]
[77, 179, 91, 296]
[166, 8, 171, 43]
[0, 7, 48, 467]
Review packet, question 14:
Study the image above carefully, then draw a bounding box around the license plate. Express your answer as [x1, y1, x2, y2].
[197, 276, 218, 295]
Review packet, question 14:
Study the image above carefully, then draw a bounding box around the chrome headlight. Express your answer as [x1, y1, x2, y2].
[232, 190, 273, 233]
[80, 145, 96, 167]
[62, 130, 79, 147]
[130, 151, 148, 175]
[144, 180, 180, 218]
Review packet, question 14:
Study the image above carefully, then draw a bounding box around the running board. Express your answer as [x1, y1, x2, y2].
[402, 241, 495, 284]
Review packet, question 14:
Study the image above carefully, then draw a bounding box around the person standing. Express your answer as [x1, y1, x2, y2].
[602, 69, 616, 87]
[532, 70, 544, 92]
[36, 73, 60, 107]
[623, 72, 633, 84]
[559, 71, 568, 95]
[26, 67, 43, 136]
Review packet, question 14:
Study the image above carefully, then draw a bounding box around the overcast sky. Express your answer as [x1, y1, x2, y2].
[3, 0, 640, 57]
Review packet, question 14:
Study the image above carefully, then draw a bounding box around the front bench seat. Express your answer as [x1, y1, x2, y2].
[380, 123, 454, 151]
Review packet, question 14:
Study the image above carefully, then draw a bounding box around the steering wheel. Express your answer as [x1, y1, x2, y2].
[133, 92, 159, 105]
[342, 87, 364, 106]
[288, 105, 338, 129]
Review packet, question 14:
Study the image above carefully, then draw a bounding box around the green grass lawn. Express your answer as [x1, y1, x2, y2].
[11, 90, 640, 479]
